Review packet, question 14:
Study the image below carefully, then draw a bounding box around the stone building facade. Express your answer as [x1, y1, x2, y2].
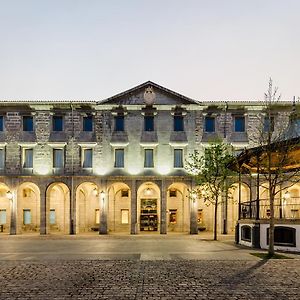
[0, 81, 294, 236]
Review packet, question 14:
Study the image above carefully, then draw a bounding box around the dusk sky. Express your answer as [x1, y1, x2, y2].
[0, 0, 299, 101]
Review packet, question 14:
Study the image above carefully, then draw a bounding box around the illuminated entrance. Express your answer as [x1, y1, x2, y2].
[140, 199, 158, 231]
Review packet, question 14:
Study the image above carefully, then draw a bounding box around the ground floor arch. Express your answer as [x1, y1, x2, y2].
[0, 182, 11, 234]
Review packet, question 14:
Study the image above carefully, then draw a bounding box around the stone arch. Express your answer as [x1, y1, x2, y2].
[46, 182, 70, 234]
[0, 182, 11, 234]
[75, 181, 99, 233]
[137, 182, 160, 233]
[166, 182, 189, 233]
[281, 183, 300, 219]
[17, 182, 40, 234]
[107, 182, 131, 233]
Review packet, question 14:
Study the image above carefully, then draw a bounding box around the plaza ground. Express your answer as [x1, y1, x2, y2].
[0, 233, 299, 299]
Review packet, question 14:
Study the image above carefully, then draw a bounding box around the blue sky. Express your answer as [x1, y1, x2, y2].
[0, 0, 299, 101]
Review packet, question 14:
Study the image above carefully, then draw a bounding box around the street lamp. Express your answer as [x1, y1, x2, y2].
[6, 191, 13, 200]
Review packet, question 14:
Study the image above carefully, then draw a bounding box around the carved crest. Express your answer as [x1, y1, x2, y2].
[143, 86, 156, 105]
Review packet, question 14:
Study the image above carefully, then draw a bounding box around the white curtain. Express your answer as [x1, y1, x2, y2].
[53, 149, 64, 168]
[144, 149, 154, 167]
[174, 149, 183, 168]
[83, 149, 93, 168]
[24, 149, 33, 168]
[0, 149, 4, 169]
[115, 149, 124, 168]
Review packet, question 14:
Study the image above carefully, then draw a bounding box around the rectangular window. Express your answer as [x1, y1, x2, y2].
[53, 116, 63, 131]
[0, 116, 3, 131]
[23, 149, 33, 168]
[0, 209, 6, 224]
[144, 116, 154, 131]
[115, 116, 124, 131]
[0, 148, 4, 169]
[23, 209, 31, 225]
[83, 149, 93, 168]
[50, 209, 56, 225]
[95, 209, 100, 224]
[169, 190, 177, 197]
[174, 149, 183, 168]
[205, 116, 215, 132]
[114, 149, 124, 168]
[263, 116, 274, 132]
[83, 116, 93, 132]
[121, 189, 129, 197]
[121, 209, 129, 224]
[174, 116, 184, 131]
[144, 149, 154, 168]
[234, 116, 245, 132]
[169, 209, 177, 224]
[53, 149, 64, 168]
[23, 116, 33, 132]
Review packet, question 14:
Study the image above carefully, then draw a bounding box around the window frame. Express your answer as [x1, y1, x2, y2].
[53, 148, 64, 169]
[52, 115, 64, 132]
[144, 116, 154, 132]
[234, 115, 246, 133]
[205, 116, 215, 133]
[23, 148, 33, 169]
[114, 148, 125, 168]
[0, 147, 5, 170]
[83, 115, 93, 132]
[82, 148, 93, 169]
[174, 148, 184, 168]
[23, 116, 34, 132]
[144, 149, 154, 168]
[114, 115, 125, 132]
[174, 115, 184, 132]
[0, 116, 4, 132]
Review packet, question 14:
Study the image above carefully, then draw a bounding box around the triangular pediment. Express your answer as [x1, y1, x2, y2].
[98, 81, 199, 106]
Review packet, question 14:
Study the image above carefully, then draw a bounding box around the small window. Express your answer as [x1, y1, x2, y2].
[50, 209, 56, 225]
[95, 209, 100, 224]
[115, 116, 124, 131]
[174, 149, 183, 168]
[169, 209, 177, 224]
[174, 116, 184, 131]
[267, 226, 296, 247]
[23, 209, 31, 225]
[23, 149, 33, 168]
[83, 116, 93, 132]
[53, 116, 63, 131]
[241, 225, 251, 242]
[144, 149, 154, 168]
[169, 190, 177, 197]
[263, 116, 274, 132]
[23, 116, 33, 132]
[121, 189, 129, 197]
[144, 116, 154, 131]
[234, 116, 245, 132]
[121, 209, 129, 224]
[205, 116, 215, 132]
[82, 149, 93, 168]
[0, 148, 5, 169]
[0, 116, 3, 131]
[0, 209, 6, 224]
[53, 149, 64, 168]
[115, 149, 124, 168]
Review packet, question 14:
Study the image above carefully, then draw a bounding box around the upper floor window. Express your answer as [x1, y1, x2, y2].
[174, 116, 184, 131]
[114, 149, 124, 168]
[205, 116, 215, 132]
[263, 116, 274, 132]
[115, 116, 124, 131]
[53, 148, 64, 168]
[174, 149, 183, 168]
[23, 116, 33, 132]
[144, 116, 154, 131]
[0, 148, 4, 169]
[144, 149, 154, 168]
[83, 116, 93, 132]
[23, 148, 33, 168]
[53, 116, 63, 132]
[0, 116, 3, 131]
[234, 116, 245, 132]
[82, 148, 93, 168]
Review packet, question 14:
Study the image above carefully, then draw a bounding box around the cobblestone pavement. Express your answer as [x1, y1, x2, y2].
[0, 259, 299, 300]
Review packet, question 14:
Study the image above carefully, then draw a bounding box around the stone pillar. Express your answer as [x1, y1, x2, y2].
[99, 180, 108, 234]
[160, 179, 167, 234]
[10, 189, 17, 235]
[40, 185, 47, 235]
[130, 180, 138, 234]
[221, 191, 228, 234]
[190, 188, 198, 234]
[70, 178, 76, 235]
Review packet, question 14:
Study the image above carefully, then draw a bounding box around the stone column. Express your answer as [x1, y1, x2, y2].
[189, 183, 198, 234]
[40, 185, 47, 235]
[99, 180, 108, 234]
[10, 189, 17, 235]
[130, 180, 138, 234]
[160, 179, 167, 234]
[221, 191, 228, 234]
[70, 178, 76, 235]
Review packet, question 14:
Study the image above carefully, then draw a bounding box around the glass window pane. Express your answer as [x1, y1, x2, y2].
[235, 116, 245, 132]
[121, 209, 129, 224]
[0, 116, 3, 131]
[83, 116, 93, 131]
[50, 209, 56, 224]
[23, 209, 31, 225]
[53, 116, 63, 131]
[83, 149, 92, 168]
[0, 209, 6, 224]
[24, 149, 33, 168]
[205, 117, 215, 132]
[23, 116, 33, 131]
[174, 116, 184, 131]
[115, 149, 124, 168]
[144, 116, 154, 131]
[115, 116, 124, 131]
[174, 149, 183, 168]
[264, 116, 274, 132]
[53, 149, 64, 168]
[0, 149, 4, 169]
[144, 149, 154, 168]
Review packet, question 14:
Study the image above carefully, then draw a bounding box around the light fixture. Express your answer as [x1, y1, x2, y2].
[92, 188, 98, 196]
[144, 187, 153, 196]
[283, 191, 291, 199]
[6, 191, 13, 200]
[100, 190, 105, 198]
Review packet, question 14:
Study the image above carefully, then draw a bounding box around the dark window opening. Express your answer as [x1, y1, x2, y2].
[0, 116, 3, 131]
[115, 116, 124, 131]
[121, 189, 129, 197]
[53, 116, 63, 131]
[205, 116, 215, 132]
[23, 116, 33, 132]
[267, 226, 296, 247]
[235, 116, 245, 132]
[169, 190, 177, 197]
[144, 116, 154, 131]
[83, 116, 93, 132]
[174, 116, 184, 131]
[263, 116, 274, 132]
[241, 225, 251, 242]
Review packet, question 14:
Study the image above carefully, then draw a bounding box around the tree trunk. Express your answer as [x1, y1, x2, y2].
[214, 201, 218, 241]
[268, 190, 275, 256]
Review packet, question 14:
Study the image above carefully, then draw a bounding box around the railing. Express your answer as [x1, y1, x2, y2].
[240, 197, 300, 220]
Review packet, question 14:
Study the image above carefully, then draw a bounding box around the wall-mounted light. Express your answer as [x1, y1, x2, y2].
[283, 191, 291, 200]
[6, 191, 13, 200]
[144, 187, 153, 196]
[100, 190, 105, 198]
